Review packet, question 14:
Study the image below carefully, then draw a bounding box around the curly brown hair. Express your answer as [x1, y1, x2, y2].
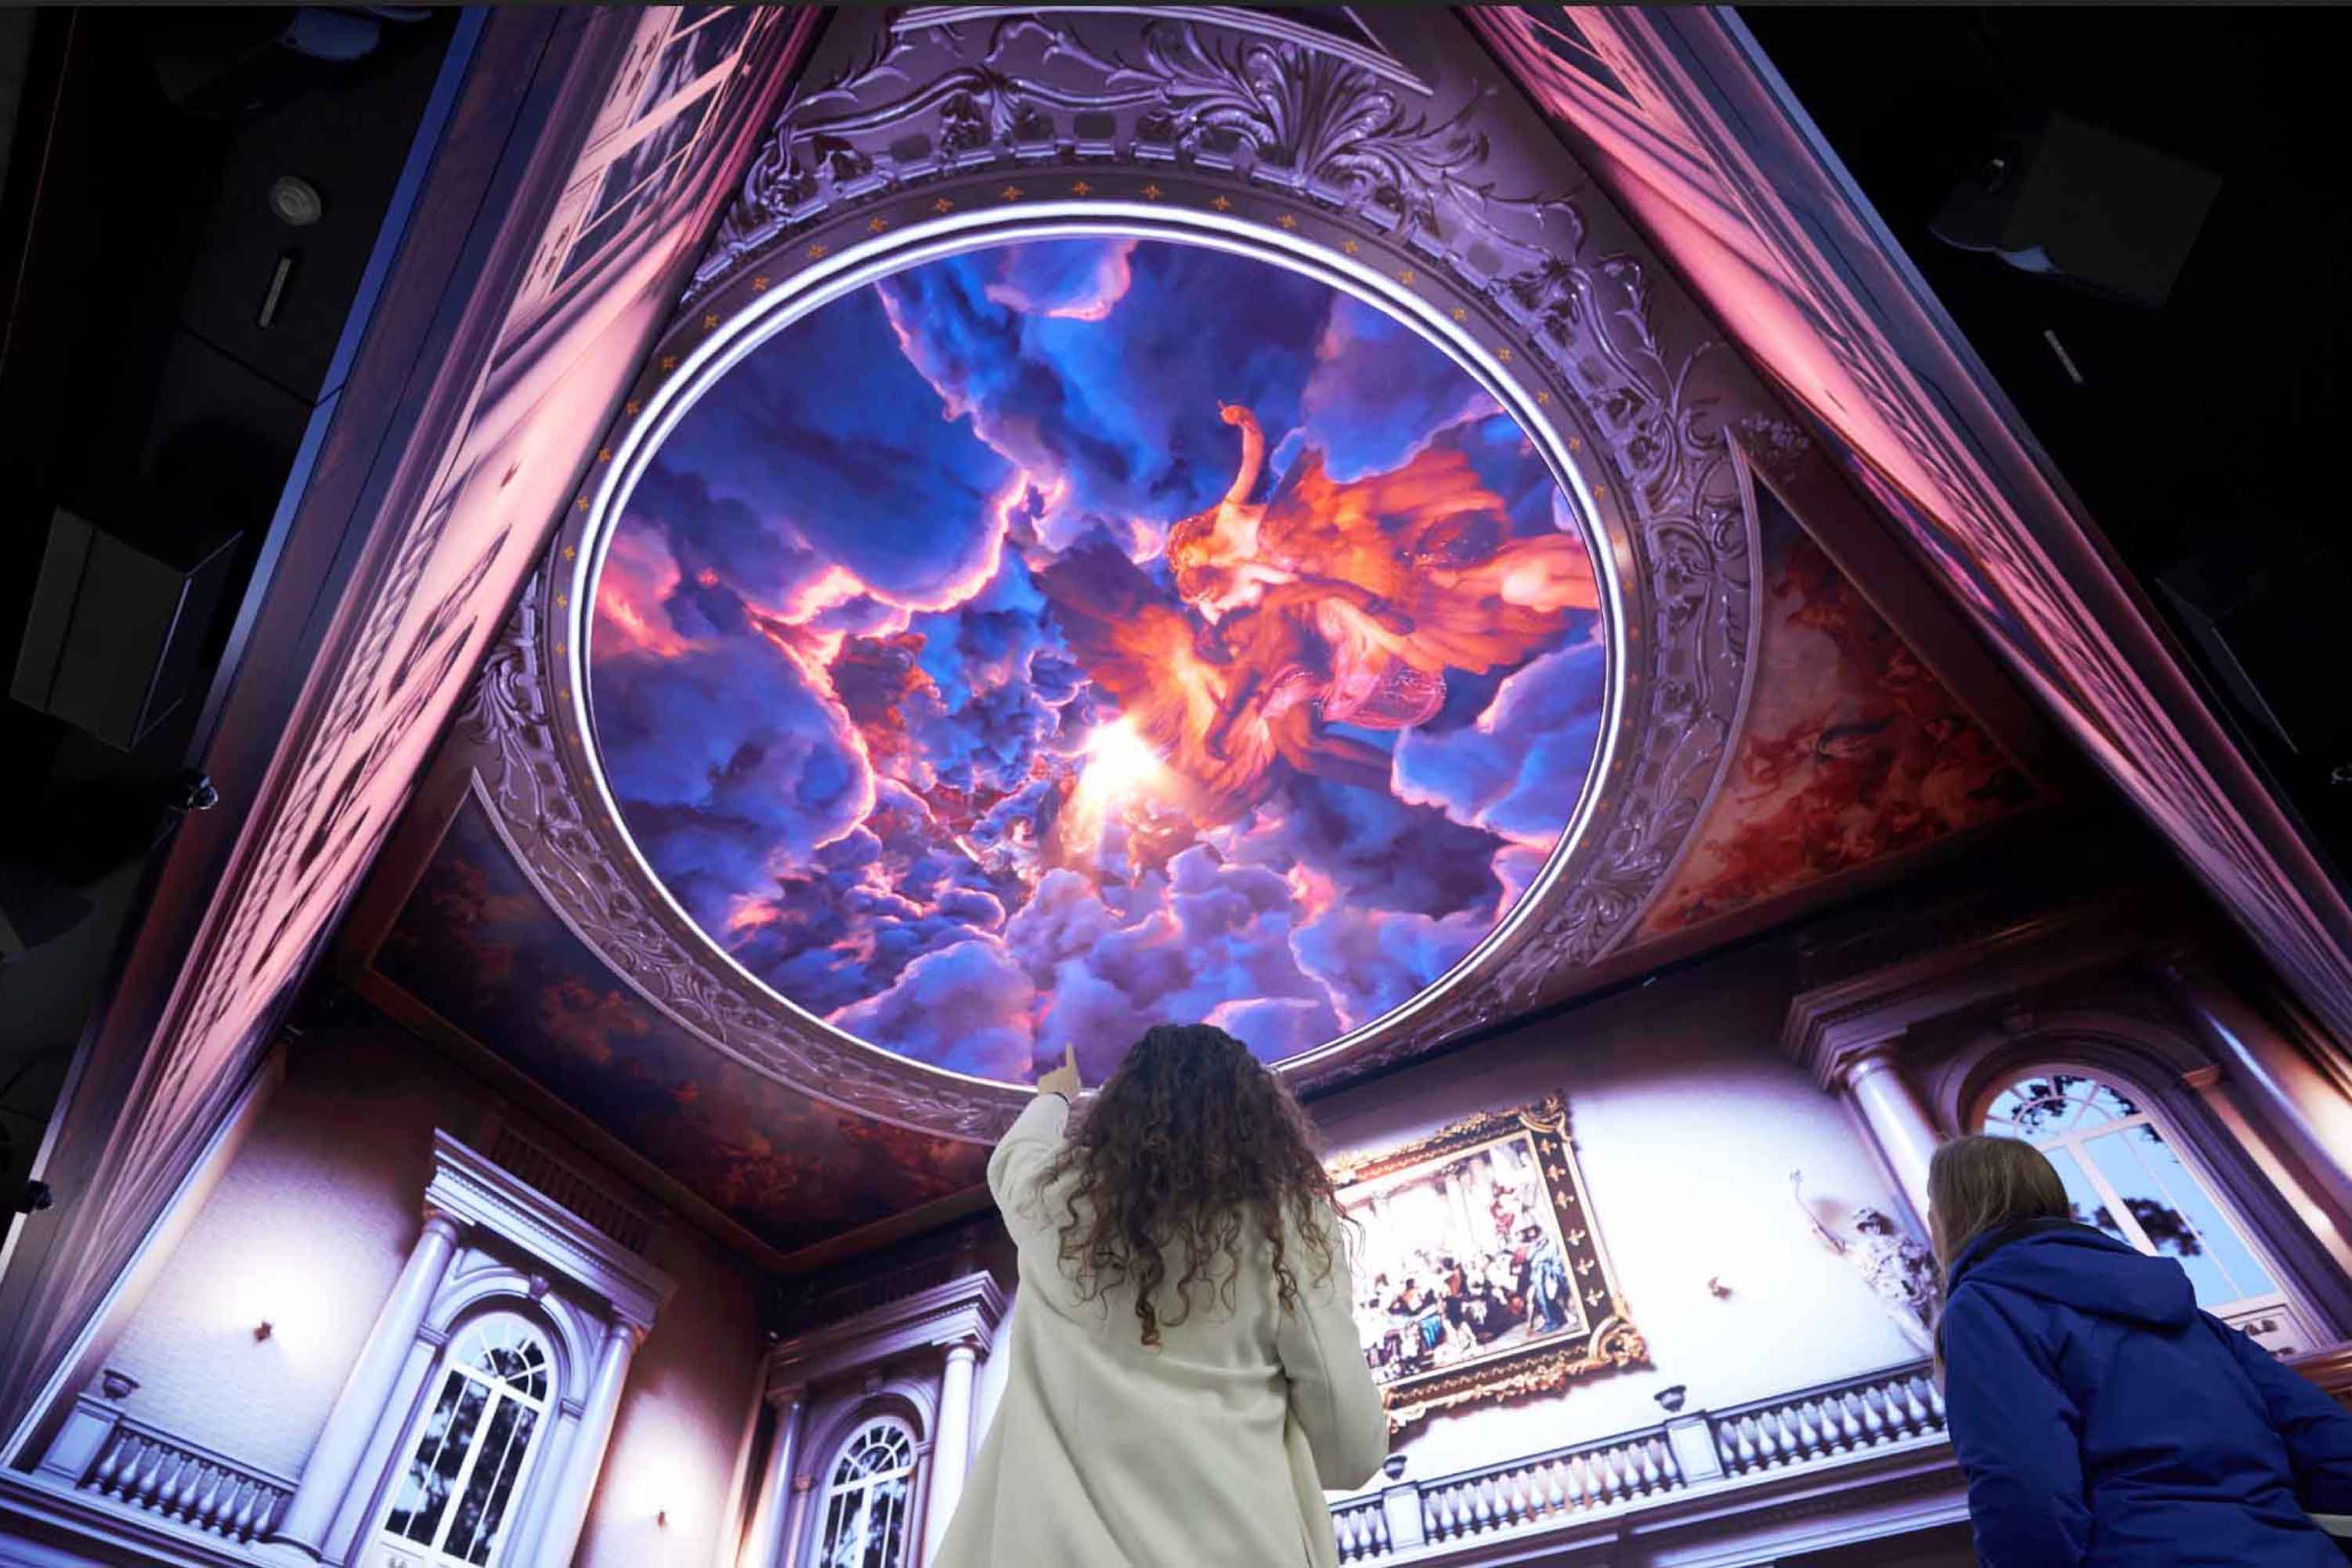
[1036, 1023, 1342, 1347]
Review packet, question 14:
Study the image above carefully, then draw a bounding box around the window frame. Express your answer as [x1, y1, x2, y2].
[1968, 1055, 2323, 1349]
[378, 1310, 559, 1568]
[812, 1414, 920, 1568]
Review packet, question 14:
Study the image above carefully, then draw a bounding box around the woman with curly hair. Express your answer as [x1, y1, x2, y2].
[934, 1023, 1387, 1568]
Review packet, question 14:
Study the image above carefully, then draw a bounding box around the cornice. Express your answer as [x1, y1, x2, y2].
[426, 1129, 676, 1332]
[767, 1271, 1008, 1391]
[1780, 905, 2149, 1089]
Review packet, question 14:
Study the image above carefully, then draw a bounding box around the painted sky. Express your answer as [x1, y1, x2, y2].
[591, 237, 1605, 1083]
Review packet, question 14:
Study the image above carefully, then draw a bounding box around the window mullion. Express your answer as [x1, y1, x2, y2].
[2069, 1129, 2155, 1255]
[431, 1386, 504, 1559]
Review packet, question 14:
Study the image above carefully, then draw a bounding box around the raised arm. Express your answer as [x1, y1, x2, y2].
[1275, 1208, 1389, 1491]
[988, 1093, 1071, 1249]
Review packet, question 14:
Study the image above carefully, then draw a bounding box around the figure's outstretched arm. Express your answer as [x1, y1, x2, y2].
[1218, 402, 1267, 508]
[1791, 1170, 1845, 1255]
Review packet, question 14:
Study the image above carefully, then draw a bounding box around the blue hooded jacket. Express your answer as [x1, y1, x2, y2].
[1942, 1218, 2352, 1566]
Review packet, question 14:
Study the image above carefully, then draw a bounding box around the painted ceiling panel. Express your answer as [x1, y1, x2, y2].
[1642, 490, 2036, 936]
[374, 794, 988, 1255]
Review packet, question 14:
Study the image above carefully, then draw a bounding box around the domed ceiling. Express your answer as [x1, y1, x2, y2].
[341, 5, 2050, 1264]
[587, 236, 1607, 1083]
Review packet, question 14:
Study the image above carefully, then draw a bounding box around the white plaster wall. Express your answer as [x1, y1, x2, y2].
[93, 1017, 765, 1568]
[100, 1027, 468, 1478]
[575, 1226, 765, 1568]
[1310, 945, 1922, 1490]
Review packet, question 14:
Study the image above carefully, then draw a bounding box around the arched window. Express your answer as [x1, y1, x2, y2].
[816, 1417, 917, 1568]
[1980, 1068, 2313, 1346]
[380, 1312, 555, 1566]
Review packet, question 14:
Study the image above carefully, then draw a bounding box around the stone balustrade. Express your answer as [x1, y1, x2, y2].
[31, 1391, 294, 1551]
[1711, 1364, 1945, 1476]
[1329, 1359, 1949, 1563]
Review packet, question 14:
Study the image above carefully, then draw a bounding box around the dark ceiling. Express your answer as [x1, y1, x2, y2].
[1741, 5, 2352, 886]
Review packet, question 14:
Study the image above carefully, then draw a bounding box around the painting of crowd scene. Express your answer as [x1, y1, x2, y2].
[1345, 1129, 1582, 1388]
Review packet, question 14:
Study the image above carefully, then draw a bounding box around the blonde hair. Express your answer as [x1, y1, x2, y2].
[1927, 1134, 2072, 1277]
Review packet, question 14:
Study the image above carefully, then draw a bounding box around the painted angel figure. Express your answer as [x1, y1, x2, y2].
[1035, 402, 1600, 829]
[1792, 1169, 1938, 1354]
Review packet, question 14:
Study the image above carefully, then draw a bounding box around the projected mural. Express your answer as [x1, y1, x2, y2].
[590, 237, 1608, 1082]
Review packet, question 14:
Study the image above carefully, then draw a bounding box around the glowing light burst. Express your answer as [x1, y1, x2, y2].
[1066, 719, 1169, 850]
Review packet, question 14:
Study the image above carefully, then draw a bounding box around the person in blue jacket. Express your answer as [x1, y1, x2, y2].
[1929, 1133, 2352, 1566]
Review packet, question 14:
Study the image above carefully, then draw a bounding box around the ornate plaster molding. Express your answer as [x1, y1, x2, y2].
[453, 5, 1801, 1129]
[767, 1272, 1010, 1392]
[425, 1130, 676, 1333]
[1779, 904, 2157, 1091]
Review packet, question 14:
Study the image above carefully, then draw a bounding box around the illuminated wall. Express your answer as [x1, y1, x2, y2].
[89, 1022, 764, 1568]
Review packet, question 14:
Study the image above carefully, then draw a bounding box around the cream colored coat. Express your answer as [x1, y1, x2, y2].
[934, 1094, 1388, 1568]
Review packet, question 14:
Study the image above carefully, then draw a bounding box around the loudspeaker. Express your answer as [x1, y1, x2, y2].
[1931, 111, 2221, 308]
[11, 508, 241, 752]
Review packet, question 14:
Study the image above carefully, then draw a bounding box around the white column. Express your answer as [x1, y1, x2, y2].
[737, 1386, 806, 1568]
[1842, 1047, 1940, 1227]
[536, 1316, 645, 1566]
[920, 1342, 981, 1566]
[2166, 961, 2352, 1224]
[265, 1209, 463, 1561]
[779, 1472, 818, 1568]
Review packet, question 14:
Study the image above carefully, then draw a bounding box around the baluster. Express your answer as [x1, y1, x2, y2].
[1833, 1392, 1864, 1447]
[1370, 1508, 1390, 1554]
[227, 1480, 263, 1541]
[1924, 1375, 1948, 1425]
[124, 1439, 167, 1509]
[1857, 1386, 1888, 1440]
[87, 1428, 133, 1494]
[1543, 1458, 1567, 1513]
[1715, 1421, 1744, 1474]
[1902, 1377, 1932, 1431]
[1601, 1445, 1628, 1501]
[1635, 1438, 1661, 1492]
[1430, 1484, 1457, 1540]
[1508, 1468, 1532, 1524]
[1794, 1399, 1824, 1458]
[186, 1464, 227, 1529]
[1879, 1382, 1917, 1438]
[1722, 1419, 1759, 1476]
[164, 1456, 206, 1519]
[1752, 1409, 1783, 1465]
[103, 1433, 147, 1499]
[1779, 1404, 1809, 1461]
[1472, 1476, 1496, 1531]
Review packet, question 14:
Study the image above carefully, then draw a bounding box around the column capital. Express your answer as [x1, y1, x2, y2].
[1836, 1039, 1910, 1087]
[419, 1205, 466, 1243]
[767, 1381, 809, 1411]
[942, 1336, 982, 1364]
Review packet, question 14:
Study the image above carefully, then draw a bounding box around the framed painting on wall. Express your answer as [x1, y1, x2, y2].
[1332, 1093, 1646, 1433]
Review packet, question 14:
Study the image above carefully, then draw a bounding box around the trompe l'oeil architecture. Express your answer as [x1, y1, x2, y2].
[3, 9, 2347, 1568]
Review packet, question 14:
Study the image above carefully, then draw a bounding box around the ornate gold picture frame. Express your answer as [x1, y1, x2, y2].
[1331, 1093, 1645, 1435]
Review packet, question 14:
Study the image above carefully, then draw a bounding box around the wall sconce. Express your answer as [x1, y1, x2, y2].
[1381, 1454, 1407, 1482]
[1706, 1277, 1732, 1300]
[1653, 1384, 1688, 1414]
[254, 1321, 275, 1343]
